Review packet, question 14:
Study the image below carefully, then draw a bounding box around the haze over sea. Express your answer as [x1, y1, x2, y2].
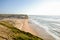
[29, 15, 60, 40]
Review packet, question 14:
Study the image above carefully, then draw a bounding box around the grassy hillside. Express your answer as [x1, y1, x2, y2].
[0, 20, 43, 40]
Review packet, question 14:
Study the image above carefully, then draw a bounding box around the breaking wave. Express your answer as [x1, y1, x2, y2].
[29, 15, 60, 40]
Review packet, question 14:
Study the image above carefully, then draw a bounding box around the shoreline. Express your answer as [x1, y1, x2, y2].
[28, 19, 56, 40]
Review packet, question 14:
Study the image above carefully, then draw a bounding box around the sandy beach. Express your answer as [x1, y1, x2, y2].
[2, 18, 56, 40]
[18, 19, 56, 40]
[29, 22, 55, 40]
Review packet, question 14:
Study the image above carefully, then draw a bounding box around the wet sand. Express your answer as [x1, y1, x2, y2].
[29, 23, 56, 40]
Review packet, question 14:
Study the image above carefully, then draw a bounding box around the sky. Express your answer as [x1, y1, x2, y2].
[0, 0, 60, 15]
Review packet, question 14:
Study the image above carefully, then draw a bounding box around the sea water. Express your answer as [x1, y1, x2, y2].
[29, 15, 60, 40]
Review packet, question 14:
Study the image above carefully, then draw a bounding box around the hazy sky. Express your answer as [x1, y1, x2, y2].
[0, 0, 60, 15]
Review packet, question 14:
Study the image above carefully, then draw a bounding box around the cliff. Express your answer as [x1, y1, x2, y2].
[0, 14, 43, 40]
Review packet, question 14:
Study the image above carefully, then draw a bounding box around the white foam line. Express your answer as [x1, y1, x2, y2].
[30, 19, 49, 30]
[46, 30, 60, 40]
[30, 19, 60, 40]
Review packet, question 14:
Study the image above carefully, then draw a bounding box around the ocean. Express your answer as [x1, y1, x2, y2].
[29, 15, 60, 40]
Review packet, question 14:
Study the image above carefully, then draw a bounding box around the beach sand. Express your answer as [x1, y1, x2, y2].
[29, 23, 56, 40]
[20, 19, 56, 40]
[2, 18, 56, 40]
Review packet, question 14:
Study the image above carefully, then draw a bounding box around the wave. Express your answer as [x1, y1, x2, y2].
[29, 15, 60, 40]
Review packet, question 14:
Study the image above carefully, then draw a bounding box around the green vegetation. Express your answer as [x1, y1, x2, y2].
[0, 14, 28, 19]
[0, 21, 43, 40]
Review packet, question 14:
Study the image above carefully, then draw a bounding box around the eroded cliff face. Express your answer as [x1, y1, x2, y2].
[0, 14, 43, 40]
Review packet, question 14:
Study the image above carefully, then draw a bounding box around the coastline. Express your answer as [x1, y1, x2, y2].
[28, 20, 55, 40]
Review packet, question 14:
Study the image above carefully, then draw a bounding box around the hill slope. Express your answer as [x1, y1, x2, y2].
[0, 20, 43, 40]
